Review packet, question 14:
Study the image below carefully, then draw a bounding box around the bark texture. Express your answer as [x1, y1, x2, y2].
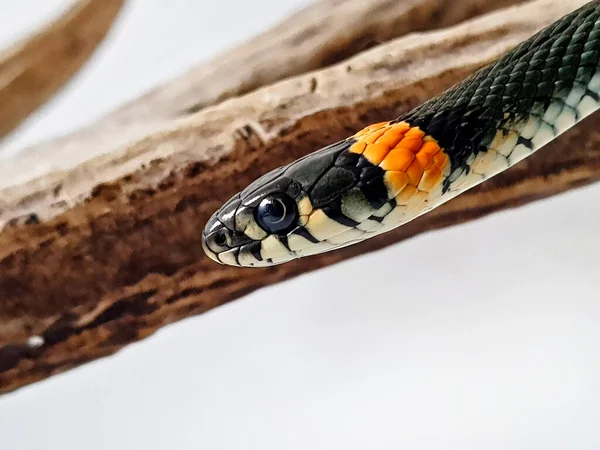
[0, 0, 125, 139]
[0, 0, 597, 394]
[2, 0, 525, 185]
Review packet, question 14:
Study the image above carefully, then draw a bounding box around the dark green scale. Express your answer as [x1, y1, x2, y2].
[395, 0, 600, 191]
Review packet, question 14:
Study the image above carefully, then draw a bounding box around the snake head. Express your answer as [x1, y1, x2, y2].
[202, 164, 308, 267]
[202, 138, 369, 267]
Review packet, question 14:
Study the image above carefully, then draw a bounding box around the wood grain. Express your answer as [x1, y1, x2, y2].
[0, 0, 596, 394]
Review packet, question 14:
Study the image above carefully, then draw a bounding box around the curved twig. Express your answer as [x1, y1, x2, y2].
[0, 0, 125, 140]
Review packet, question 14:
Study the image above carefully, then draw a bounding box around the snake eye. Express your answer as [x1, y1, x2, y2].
[214, 230, 227, 246]
[256, 194, 298, 233]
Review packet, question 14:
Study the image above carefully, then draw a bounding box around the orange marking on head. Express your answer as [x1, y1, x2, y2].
[349, 141, 366, 154]
[419, 141, 441, 156]
[384, 171, 409, 196]
[415, 151, 434, 170]
[351, 121, 417, 163]
[376, 132, 405, 148]
[370, 121, 390, 129]
[386, 128, 448, 197]
[349, 121, 450, 201]
[380, 148, 414, 171]
[384, 121, 411, 133]
[405, 127, 426, 139]
[394, 121, 411, 131]
[364, 128, 387, 144]
[406, 159, 424, 186]
[397, 137, 423, 154]
[376, 124, 410, 147]
[362, 143, 391, 165]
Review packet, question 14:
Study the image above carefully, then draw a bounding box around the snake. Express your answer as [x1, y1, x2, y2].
[202, 1, 600, 267]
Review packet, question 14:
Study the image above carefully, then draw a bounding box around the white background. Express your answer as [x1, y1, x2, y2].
[1, 1, 600, 449]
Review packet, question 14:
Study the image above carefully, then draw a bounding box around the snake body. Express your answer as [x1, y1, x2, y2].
[203, 1, 600, 267]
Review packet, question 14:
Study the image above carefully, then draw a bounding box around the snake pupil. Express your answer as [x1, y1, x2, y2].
[214, 231, 227, 246]
[256, 195, 297, 233]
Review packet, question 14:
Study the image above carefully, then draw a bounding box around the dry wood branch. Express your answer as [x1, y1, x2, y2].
[2, 0, 525, 180]
[0, 0, 125, 140]
[0, 0, 597, 394]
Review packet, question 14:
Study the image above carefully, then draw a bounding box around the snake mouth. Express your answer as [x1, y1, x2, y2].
[201, 232, 223, 265]
[201, 223, 299, 267]
[202, 214, 260, 266]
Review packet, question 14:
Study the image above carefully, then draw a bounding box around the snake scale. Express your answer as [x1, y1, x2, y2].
[203, 1, 600, 267]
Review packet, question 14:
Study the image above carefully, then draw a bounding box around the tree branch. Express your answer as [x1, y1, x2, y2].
[0, 0, 595, 394]
[2, 0, 525, 179]
[0, 0, 125, 140]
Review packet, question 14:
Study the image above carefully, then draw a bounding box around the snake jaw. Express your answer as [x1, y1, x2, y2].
[202, 222, 264, 267]
[202, 211, 256, 266]
[201, 215, 230, 265]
